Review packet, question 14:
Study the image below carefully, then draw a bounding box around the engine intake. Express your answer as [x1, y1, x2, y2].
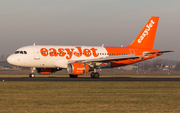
[67, 63, 89, 75]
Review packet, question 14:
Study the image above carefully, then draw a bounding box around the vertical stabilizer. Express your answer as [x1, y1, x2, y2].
[128, 17, 159, 49]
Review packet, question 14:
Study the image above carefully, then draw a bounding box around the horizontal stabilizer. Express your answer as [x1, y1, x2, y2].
[145, 50, 175, 55]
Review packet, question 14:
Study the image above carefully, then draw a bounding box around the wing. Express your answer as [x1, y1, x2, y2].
[69, 54, 142, 63]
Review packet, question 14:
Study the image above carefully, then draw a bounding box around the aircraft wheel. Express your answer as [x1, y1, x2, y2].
[29, 73, 35, 78]
[91, 72, 95, 78]
[94, 72, 100, 78]
[91, 72, 99, 78]
[69, 74, 78, 78]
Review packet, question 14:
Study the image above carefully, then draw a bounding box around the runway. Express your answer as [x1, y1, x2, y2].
[1, 77, 180, 81]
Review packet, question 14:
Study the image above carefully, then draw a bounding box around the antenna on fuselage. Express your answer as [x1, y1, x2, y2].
[33, 43, 36, 46]
[102, 44, 104, 47]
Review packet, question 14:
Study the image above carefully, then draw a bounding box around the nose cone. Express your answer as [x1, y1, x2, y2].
[7, 55, 16, 65]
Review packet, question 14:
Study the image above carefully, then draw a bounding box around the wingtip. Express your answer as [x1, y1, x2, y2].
[169, 50, 176, 52]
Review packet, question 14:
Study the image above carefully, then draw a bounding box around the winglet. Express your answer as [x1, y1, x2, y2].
[128, 17, 159, 49]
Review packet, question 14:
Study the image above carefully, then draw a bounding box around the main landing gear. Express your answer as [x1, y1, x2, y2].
[90, 72, 100, 78]
[90, 68, 100, 78]
[69, 72, 100, 78]
[69, 73, 99, 78]
[29, 67, 36, 78]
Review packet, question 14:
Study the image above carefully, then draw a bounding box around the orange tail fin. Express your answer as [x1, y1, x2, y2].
[127, 17, 159, 49]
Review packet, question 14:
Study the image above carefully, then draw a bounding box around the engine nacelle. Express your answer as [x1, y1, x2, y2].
[67, 63, 89, 75]
[36, 68, 62, 75]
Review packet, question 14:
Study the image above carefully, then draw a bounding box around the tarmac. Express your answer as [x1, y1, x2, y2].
[0, 77, 180, 81]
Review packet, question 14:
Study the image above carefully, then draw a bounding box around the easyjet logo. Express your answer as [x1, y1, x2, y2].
[40, 47, 99, 60]
[138, 20, 155, 43]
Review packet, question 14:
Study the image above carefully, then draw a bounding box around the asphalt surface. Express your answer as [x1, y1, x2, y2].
[0, 77, 180, 81]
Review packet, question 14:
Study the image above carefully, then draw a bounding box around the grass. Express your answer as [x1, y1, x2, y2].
[0, 82, 180, 113]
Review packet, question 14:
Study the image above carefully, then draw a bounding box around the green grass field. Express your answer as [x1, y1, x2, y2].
[0, 81, 180, 113]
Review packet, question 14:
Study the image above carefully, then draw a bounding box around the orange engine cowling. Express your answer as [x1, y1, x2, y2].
[67, 63, 89, 75]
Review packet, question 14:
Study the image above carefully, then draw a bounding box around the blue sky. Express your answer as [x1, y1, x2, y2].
[0, 0, 180, 60]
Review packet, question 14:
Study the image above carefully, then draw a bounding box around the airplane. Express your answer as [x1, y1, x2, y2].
[7, 17, 174, 78]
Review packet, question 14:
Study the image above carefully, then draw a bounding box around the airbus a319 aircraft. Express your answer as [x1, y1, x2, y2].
[7, 17, 174, 78]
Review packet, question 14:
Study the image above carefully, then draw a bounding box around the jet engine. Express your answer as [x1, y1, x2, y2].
[67, 63, 89, 75]
[36, 68, 62, 75]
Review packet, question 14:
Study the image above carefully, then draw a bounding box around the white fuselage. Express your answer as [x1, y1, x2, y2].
[7, 45, 109, 68]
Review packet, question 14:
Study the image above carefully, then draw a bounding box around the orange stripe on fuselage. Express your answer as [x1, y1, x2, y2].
[104, 47, 160, 56]
[104, 47, 131, 56]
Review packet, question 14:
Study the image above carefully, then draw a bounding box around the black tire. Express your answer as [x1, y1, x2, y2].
[69, 74, 78, 78]
[94, 72, 100, 78]
[91, 72, 95, 78]
[29, 73, 35, 78]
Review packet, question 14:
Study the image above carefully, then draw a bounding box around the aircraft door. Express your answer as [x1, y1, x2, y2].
[129, 49, 135, 55]
[33, 47, 40, 60]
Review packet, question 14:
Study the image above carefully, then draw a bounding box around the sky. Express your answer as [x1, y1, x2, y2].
[0, 0, 180, 60]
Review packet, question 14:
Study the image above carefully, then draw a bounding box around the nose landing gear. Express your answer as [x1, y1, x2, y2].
[29, 73, 35, 78]
[29, 67, 36, 78]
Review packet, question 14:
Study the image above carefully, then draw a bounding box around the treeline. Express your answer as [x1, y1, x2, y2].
[137, 59, 180, 71]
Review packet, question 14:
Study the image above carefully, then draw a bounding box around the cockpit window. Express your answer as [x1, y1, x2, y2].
[15, 51, 20, 54]
[15, 51, 27, 54]
[20, 51, 23, 54]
